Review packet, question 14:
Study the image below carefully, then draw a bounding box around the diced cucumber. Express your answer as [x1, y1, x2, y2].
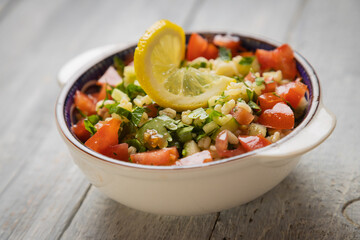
[203, 121, 219, 134]
[213, 114, 232, 126]
[111, 88, 130, 102]
[182, 140, 200, 157]
[248, 123, 266, 137]
[211, 117, 239, 139]
[124, 66, 137, 87]
[176, 126, 194, 143]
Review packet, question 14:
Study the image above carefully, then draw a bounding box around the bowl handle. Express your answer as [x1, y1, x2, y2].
[57, 43, 126, 88]
[257, 102, 336, 167]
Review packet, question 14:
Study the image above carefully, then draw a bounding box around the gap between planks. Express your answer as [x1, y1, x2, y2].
[57, 184, 92, 240]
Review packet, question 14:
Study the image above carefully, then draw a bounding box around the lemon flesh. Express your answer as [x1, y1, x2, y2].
[134, 20, 233, 111]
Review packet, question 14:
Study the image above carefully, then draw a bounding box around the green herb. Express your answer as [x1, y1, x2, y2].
[248, 101, 261, 111]
[113, 56, 125, 77]
[188, 108, 208, 120]
[125, 84, 146, 100]
[136, 117, 173, 145]
[106, 104, 146, 127]
[233, 76, 244, 83]
[157, 115, 180, 130]
[219, 47, 232, 61]
[176, 126, 194, 143]
[243, 81, 250, 88]
[239, 56, 254, 65]
[214, 95, 227, 105]
[118, 121, 136, 140]
[199, 62, 207, 68]
[246, 89, 254, 101]
[105, 104, 131, 119]
[255, 77, 265, 86]
[126, 139, 146, 152]
[76, 108, 87, 118]
[83, 115, 100, 135]
[87, 115, 100, 125]
[272, 92, 281, 98]
[131, 107, 146, 126]
[179, 60, 186, 68]
[116, 82, 126, 92]
[208, 109, 223, 120]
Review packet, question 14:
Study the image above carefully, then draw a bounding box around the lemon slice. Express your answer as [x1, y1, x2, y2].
[134, 20, 234, 111]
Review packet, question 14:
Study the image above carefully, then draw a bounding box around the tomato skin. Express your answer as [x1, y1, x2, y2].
[215, 130, 246, 158]
[98, 66, 123, 87]
[255, 44, 297, 80]
[262, 76, 277, 93]
[186, 33, 208, 61]
[203, 43, 219, 59]
[71, 119, 91, 142]
[130, 147, 179, 166]
[244, 72, 256, 82]
[238, 135, 271, 152]
[230, 106, 254, 125]
[144, 103, 159, 118]
[213, 34, 240, 56]
[74, 90, 97, 116]
[240, 51, 254, 57]
[258, 103, 294, 129]
[276, 81, 307, 109]
[102, 143, 129, 161]
[175, 150, 212, 166]
[92, 83, 112, 101]
[258, 93, 285, 111]
[85, 118, 121, 153]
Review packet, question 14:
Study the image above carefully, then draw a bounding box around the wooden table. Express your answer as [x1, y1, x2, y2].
[0, 0, 359, 239]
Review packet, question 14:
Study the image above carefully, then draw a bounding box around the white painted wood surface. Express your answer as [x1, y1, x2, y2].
[0, 0, 359, 239]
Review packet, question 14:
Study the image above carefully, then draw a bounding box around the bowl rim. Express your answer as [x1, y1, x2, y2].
[55, 31, 320, 171]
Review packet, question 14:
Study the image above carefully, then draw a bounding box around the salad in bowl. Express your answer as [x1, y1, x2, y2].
[71, 20, 309, 166]
[56, 20, 335, 215]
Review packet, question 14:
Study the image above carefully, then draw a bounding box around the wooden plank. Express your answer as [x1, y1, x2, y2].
[60, 187, 217, 240]
[0, 0, 209, 239]
[210, 0, 360, 239]
[187, 0, 304, 42]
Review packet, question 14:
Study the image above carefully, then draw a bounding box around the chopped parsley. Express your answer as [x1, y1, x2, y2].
[219, 47, 232, 61]
[239, 56, 254, 65]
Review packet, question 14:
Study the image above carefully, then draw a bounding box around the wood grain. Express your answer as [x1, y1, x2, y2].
[0, 0, 359, 239]
[210, 0, 360, 239]
[61, 187, 218, 240]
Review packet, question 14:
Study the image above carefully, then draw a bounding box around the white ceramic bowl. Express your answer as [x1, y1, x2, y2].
[55, 33, 336, 216]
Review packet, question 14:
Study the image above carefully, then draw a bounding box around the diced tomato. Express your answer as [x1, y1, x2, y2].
[130, 147, 179, 166]
[102, 143, 129, 161]
[262, 76, 277, 93]
[213, 34, 240, 56]
[98, 66, 123, 87]
[258, 103, 294, 129]
[230, 106, 254, 125]
[71, 119, 91, 142]
[255, 44, 297, 80]
[244, 72, 256, 82]
[215, 130, 246, 158]
[238, 135, 271, 152]
[92, 83, 111, 101]
[203, 43, 219, 59]
[240, 51, 254, 57]
[85, 118, 121, 153]
[186, 33, 208, 61]
[144, 103, 159, 118]
[175, 150, 212, 166]
[276, 80, 307, 109]
[258, 93, 285, 111]
[74, 90, 97, 116]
